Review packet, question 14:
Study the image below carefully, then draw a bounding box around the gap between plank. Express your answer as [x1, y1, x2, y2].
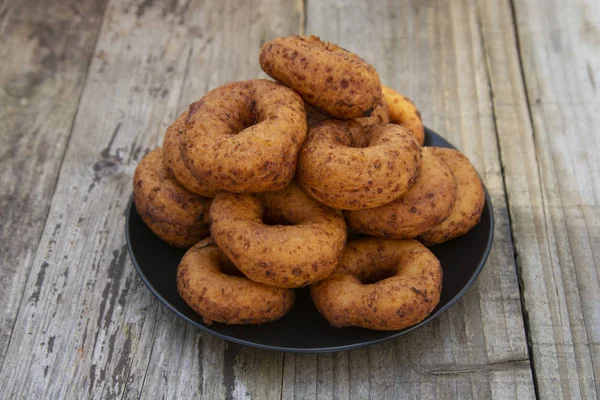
[0, 0, 110, 379]
[476, 0, 542, 397]
[132, 305, 160, 400]
[279, 353, 286, 400]
[507, 0, 600, 393]
[298, 0, 307, 35]
[424, 358, 531, 375]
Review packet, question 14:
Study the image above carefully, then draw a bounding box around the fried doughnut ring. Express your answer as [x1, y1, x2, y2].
[177, 241, 295, 324]
[311, 239, 442, 331]
[260, 35, 382, 119]
[345, 148, 457, 238]
[419, 148, 485, 245]
[181, 79, 307, 193]
[133, 148, 211, 248]
[297, 120, 422, 210]
[355, 97, 390, 126]
[163, 112, 219, 197]
[210, 183, 347, 288]
[382, 86, 425, 145]
[306, 97, 389, 128]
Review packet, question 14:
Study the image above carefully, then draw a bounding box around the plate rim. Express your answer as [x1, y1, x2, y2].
[125, 127, 495, 353]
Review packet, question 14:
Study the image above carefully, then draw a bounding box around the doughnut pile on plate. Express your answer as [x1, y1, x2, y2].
[133, 35, 485, 331]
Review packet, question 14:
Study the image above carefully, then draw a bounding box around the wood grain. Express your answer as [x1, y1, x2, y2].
[0, 0, 107, 372]
[479, 0, 600, 398]
[0, 0, 301, 398]
[295, 0, 537, 398]
[4, 0, 596, 398]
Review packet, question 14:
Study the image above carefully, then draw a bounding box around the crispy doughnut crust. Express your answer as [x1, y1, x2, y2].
[310, 239, 442, 330]
[297, 120, 422, 210]
[355, 96, 390, 126]
[210, 183, 347, 288]
[306, 97, 389, 128]
[382, 86, 425, 145]
[177, 241, 295, 324]
[181, 79, 307, 193]
[345, 148, 457, 238]
[260, 35, 382, 119]
[163, 112, 219, 197]
[133, 148, 211, 248]
[419, 148, 485, 245]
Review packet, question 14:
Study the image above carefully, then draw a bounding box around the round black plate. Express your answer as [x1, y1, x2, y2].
[126, 127, 494, 353]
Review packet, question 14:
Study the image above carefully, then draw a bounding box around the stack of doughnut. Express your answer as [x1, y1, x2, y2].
[132, 35, 485, 331]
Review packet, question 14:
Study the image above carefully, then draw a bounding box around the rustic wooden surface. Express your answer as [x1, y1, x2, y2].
[479, 0, 600, 398]
[0, 0, 596, 398]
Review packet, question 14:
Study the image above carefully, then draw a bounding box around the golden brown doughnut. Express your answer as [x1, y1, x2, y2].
[310, 239, 442, 331]
[306, 97, 389, 128]
[355, 96, 390, 126]
[345, 148, 457, 238]
[260, 35, 382, 119]
[163, 112, 219, 197]
[177, 240, 295, 324]
[419, 148, 485, 245]
[181, 79, 307, 193]
[297, 120, 422, 210]
[210, 183, 347, 288]
[133, 148, 211, 248]
[382, 86, 425, 145]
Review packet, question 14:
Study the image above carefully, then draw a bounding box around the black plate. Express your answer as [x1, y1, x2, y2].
[126, 127, 494, 353]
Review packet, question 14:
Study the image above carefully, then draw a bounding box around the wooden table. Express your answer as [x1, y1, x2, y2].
[0, 0, 598, 398]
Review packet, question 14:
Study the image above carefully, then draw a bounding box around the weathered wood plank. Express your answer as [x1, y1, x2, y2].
[0, 0, 107, 372]
[0, 0, 192, 395]
[277, 0, 536, 398]
[136, 1, 300, 399]
[0, 0, 301, 398]
[479, 0, 600, 397]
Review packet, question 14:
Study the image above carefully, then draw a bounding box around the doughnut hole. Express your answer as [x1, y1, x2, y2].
[216, 253, 246, 277]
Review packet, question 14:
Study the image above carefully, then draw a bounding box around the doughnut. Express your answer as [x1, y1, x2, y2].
[310, 238, 442, 330]
[181, 79, 307, 193]
[260, 35, 382, 119]
[163, 112, 219, 197]
[382, 86, 425, 145]
[297, 120, 422, 210]
[177, 240, 295, 324]
[133, 148, 211, 248]
[345, 148, 457, 238]
[355, 96, 389, 126]
[210, 183, 347, 288]
[306, 97, 389, 128]
[419, 148, 485, 245]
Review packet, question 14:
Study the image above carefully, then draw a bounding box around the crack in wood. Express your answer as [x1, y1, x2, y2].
[476, 1, 542, 398]
[423, 359, 531, 376]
